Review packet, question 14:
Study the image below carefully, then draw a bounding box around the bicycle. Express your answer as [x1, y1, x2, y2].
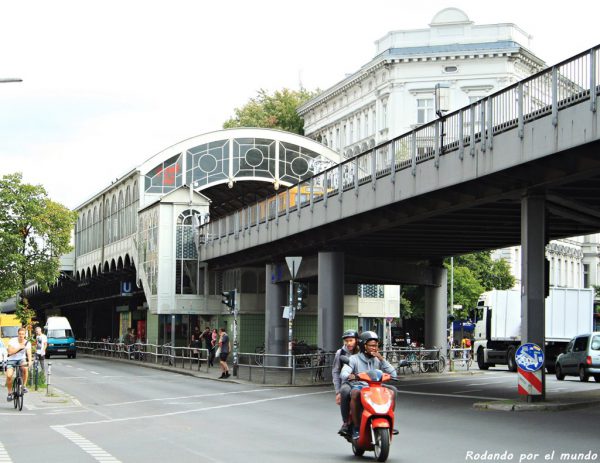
[254, 344, 265, 366]
[11, 362, 25, 411]
[398, 349, 419, 374]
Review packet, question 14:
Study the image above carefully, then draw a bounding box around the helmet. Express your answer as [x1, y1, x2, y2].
[359, 331, 379, 353]
[342, 329, 359, 340]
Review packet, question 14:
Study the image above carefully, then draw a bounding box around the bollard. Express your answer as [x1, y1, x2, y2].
[46, 361, 52, 396]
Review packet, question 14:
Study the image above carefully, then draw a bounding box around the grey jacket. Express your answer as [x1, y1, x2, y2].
[332, 345, 353, 393]
[340, 352, 397, 382]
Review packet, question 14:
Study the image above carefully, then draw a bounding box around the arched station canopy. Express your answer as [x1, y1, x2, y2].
[138, 128, 341, 217]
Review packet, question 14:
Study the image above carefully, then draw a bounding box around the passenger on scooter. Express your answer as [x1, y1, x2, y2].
[340, 331, 397, 440]
[332, 329, 360, 437]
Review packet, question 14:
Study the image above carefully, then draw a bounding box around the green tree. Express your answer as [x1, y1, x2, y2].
[448, 266, 484, 320]
[0, 173, 77, 327]
[446, 251, 515, 319]
[223, 88, 319, 135]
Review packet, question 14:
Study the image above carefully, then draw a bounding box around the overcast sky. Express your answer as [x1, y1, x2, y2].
[1, 0, 598, 209]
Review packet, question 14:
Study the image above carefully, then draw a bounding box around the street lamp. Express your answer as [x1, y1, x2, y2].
[435, 83, 450, 153]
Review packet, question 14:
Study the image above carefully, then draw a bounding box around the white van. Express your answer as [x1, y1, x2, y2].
[44, 316, 76, 359]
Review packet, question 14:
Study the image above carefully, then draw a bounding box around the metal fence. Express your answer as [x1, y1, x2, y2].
[76, 341, 210, 373]
[77, 341, 483, 384]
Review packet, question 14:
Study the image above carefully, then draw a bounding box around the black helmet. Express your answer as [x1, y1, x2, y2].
[342, 329, 359, 340]
[359, 331, 379, 353]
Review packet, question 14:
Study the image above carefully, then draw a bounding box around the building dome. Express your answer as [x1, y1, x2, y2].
[430, 8, 472, 26]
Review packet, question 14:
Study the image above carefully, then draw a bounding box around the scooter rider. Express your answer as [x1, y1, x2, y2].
[332, 329, 360, 437]
[340, 331, 397, 440]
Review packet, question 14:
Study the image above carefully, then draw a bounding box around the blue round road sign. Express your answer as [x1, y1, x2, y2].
[515, 343, 544, 372]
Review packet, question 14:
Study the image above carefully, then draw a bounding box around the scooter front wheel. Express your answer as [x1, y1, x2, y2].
[373, 428, 390, 462]
[351, 440, 365, 456]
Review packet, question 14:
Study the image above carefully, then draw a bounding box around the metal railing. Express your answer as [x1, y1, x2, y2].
[76, 341, 210, 373]
[199, 46, 600, 243]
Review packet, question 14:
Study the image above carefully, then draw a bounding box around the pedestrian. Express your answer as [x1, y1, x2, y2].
[201, 327, 212, 365]
[209, 328, 218, 367]
[190, 333, 201, 358]
[34, 326, 47, 373]
[217, 327, 231, 378]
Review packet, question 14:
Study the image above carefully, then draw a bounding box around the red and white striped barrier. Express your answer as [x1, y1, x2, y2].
[517, 367, 542, 395]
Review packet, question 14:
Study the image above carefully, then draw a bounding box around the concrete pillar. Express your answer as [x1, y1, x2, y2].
[318, 252, 344, 352]
[265, 264, 287, 364]
[424, 266, 447, 350]
[521, 193, 546, 400]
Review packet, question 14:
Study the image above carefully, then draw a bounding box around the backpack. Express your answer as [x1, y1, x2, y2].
[465, 339, 471, 348]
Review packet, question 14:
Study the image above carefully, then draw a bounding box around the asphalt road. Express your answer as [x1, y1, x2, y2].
[0, 358, 598, 463]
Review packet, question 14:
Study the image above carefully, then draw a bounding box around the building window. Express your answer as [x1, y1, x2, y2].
[417, 98, 434, 124]
[176, 209, 200, 295]
[382, 103, 388, 129]
[584, 264, 590, 288]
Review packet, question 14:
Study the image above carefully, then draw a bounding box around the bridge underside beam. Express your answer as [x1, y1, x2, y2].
[269, 255, 439, 286]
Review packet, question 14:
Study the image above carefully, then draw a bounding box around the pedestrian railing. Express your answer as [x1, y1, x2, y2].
[235, 350, 335, 385]
[448, 348, 473, 370]
[383, 347, 446, 374]
[76, 341, 210, 373]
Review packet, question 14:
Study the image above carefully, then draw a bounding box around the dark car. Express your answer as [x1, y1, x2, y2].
[555, 332, 600, 382]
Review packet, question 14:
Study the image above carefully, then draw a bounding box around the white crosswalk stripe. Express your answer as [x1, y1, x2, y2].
[0, 442, 13, 463]
[52, 426, 121, 462]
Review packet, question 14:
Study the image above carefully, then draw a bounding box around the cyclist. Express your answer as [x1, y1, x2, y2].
[332, 329, 359, 437]
[340, 331, 397, 440]
[6, 327, 32, 401]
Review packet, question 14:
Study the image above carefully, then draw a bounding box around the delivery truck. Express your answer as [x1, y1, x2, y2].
[473, 287, 594, 373]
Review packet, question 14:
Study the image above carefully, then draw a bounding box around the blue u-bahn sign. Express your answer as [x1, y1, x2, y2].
[515, 343, 544, 372]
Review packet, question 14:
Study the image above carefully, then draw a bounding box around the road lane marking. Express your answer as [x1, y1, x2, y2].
[90, 371, 100, 375]
[453, 389, 483, 394]
[52, 426, 120, 462]
[104, 387, 277, 407]
[60, 390, 331, 427]
[0, 441, 13, 462]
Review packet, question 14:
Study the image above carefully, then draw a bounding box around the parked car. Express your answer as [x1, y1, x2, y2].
[555, 332, 600, 382]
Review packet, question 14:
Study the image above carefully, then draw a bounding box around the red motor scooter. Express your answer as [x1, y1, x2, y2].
[349, 369, 395, 462]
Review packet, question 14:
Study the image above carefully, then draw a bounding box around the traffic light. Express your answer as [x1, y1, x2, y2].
[296, 283, 308, 310]
[221, 290, 235, 311]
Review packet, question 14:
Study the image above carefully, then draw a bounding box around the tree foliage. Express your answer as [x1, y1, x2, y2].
[401, 252, 515, 321]
[446, 251, 515, 319]
[0, 173, 77, 326]
[223, 88, 319, 135]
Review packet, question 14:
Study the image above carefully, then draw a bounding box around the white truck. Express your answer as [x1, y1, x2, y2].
[473, 287, 594, 373]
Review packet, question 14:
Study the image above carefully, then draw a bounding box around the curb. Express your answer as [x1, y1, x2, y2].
[473, 399, 600, 412]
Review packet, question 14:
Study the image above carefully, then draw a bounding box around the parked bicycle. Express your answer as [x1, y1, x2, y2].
[254, 344, 265, 366]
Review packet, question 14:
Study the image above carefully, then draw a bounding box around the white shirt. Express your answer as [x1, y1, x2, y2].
[36, 333, 48, 356]
[7, 338, 30, 361]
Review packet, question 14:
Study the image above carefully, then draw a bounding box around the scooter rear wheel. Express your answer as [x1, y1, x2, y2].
[351, 440, 365, 456]
[373, 428, 390, 462]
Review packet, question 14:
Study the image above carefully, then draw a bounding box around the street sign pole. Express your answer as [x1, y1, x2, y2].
[233, 289, 239, 376]
[288, 278, 294, 368]
[285, 257, 302, 369]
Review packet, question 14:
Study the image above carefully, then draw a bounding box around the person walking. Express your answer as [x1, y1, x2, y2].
[34, 326, 47, 373]
[209, 328, 218, 367]
[218, 328, 231, 378]
[200, 327, 212, 366]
